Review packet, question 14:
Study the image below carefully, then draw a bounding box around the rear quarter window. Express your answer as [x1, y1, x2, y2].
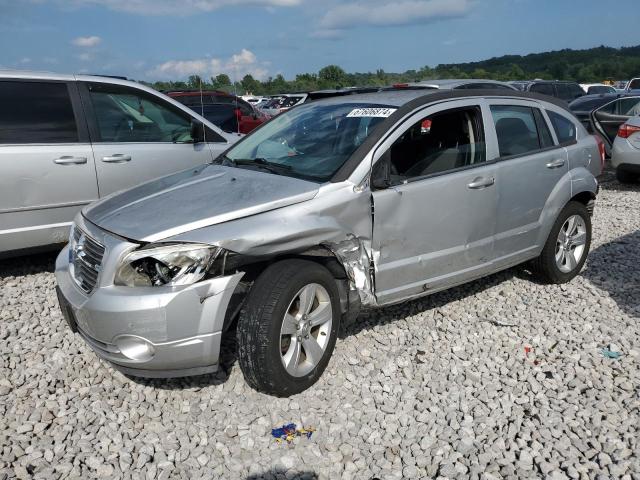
[0, 80, 79, 144]
[547, 111, 577, 144]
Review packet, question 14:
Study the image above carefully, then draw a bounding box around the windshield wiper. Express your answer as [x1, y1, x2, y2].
[231, 158, 293, 175]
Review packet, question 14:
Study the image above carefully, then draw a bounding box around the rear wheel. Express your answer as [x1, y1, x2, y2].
[616, 168, 637, 184]
[237, 259, 340, 396]
[532, 201, 591, 284]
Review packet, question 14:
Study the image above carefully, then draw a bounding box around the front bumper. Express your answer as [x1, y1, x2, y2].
[55, 219, 243, 378]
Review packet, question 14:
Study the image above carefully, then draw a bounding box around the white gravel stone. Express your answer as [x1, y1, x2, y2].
[0, 171, 638, 479]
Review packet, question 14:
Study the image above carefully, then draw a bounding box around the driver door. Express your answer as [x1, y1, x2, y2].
[371, 100, 498, 305]
[80, 82, 219, 196]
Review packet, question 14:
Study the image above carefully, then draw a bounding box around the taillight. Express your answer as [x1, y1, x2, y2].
[617, 123, 640, 139]
[594, 135, 605, 173]
[393, 83, 409, 88]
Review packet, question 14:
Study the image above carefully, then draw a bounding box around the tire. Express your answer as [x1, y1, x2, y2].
[237, 259, 341, 396]
[531, 201, 592, 284]
[616, 168, 636, 184]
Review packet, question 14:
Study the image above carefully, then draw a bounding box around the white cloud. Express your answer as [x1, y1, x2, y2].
[72, 35, 101, 47]
[149, 49, 268, 80]
[319, 0, 472, 30]
[69, 0, 302, 15]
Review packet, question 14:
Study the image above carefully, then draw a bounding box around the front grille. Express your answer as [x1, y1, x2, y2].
[71, 228, 105, 294]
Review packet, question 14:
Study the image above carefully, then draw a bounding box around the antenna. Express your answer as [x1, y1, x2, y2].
[198, 75, 205, 142]
[233, 63, 240, 136]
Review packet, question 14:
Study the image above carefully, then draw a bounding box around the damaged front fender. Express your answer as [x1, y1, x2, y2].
[164, 182, 378, 307]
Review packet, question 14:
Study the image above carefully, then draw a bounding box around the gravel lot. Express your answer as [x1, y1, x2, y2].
[1, 171, 638, 480]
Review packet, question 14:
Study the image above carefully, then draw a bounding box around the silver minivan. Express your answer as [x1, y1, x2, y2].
[0, 71, 238, 256]
[55, 90, 602, 396]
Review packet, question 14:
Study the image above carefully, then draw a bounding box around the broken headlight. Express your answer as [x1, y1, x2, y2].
[114, 244, 223, 287]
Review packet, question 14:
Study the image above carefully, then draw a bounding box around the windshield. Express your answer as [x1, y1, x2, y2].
[221, 102, 395, 182]
[588, 85, 615, 94]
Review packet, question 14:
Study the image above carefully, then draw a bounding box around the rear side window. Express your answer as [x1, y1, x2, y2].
[0, 81, 78, 144]
[491, 105, 545, 157]
[547, 111, 577, 144]
[530, 83, 554, 96]
[628, 79, 640, 90]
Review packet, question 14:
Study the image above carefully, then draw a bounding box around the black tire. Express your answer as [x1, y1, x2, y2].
[237, 259, 341, 396]
[616, 168, 636, 184]
[531, 201, 592, 284]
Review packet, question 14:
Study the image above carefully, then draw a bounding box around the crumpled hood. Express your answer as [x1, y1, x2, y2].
[83, 164, 319, 242]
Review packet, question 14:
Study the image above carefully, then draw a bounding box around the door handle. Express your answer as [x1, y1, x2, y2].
[102, 154, 132, 163]
[467, 176, 495, 189]
[546, 159, 566, 169]
[53, 156, 87, 165]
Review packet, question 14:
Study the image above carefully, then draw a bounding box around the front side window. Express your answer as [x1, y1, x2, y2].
[628, 79, 640, 90]
[491, 105, 546, 156]
[547, 110, 577, 144]
[0, 81, 78, 144]
[88, 84, 194, 143]
[222, 102, 392, 182]
[383, 107, 486, 184]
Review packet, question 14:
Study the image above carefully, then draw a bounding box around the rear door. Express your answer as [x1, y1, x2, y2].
[487, 101, 568, 267]
[371, 100, 498, 304]
[591, 96, 640, 147]
[0, 79, 98, 253]
[80, 82, 228, 196]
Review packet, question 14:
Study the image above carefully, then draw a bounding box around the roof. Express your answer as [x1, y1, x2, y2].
[413, 79, 517, 90]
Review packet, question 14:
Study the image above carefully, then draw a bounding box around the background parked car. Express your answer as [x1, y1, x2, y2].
[260, 93, 308, 116]
[611, 116, 640, 182]
[510, 80, 585, 102]
[570, 94, 640, 156]
[168, 90, 267, 134]
[580, 83, 616, 95]
[626, 78, 640, 92]
[0, 72, 237, 256]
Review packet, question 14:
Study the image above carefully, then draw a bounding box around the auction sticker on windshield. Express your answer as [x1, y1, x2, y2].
[347, 107, 397, 118]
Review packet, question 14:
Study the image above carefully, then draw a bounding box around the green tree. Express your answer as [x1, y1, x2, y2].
[187, 75, 204, 89]
[318, 65, 347, 87]
[212, 74, 231, 89]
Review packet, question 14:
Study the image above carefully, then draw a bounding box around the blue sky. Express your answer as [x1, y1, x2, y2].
[1, 0, 639, 82]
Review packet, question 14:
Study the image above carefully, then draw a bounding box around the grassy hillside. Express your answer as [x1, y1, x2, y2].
[147, 44, 640, 95]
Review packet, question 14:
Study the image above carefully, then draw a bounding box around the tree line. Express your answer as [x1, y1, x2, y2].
[143, 44, 640, 95]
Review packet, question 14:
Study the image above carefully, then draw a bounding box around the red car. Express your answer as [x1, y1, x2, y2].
[167, 90, 268, 134]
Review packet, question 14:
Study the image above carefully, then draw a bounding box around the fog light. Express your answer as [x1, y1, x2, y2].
[115, 335, 155, 362]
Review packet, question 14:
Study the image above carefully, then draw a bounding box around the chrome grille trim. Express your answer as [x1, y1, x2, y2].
[71, 228, 105, 294]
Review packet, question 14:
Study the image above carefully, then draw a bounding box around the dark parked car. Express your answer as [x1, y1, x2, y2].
[570, 93, 640, 156]
[510, 81, 585, 103]
[167, 90, 267, 134]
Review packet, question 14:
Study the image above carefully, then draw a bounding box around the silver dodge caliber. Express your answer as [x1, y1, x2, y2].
[56, 90, 602, 396]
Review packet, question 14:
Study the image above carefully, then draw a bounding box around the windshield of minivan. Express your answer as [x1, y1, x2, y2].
[220, 102, 395, 182]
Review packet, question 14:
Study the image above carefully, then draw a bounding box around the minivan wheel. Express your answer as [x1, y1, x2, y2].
[237, 259, 340, 396]
[532, 201, 591, 284]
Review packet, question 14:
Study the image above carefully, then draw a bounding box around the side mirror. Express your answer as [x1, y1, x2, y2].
[371, 151, 391, 190]
[190, 120, 205, 143]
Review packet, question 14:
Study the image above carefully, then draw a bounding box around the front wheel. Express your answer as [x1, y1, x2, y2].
[237, 259, 340, 396]
[532, 201, 592, 284]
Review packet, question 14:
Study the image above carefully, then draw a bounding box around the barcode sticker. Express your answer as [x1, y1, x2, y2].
[347, 107, 397, 118]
